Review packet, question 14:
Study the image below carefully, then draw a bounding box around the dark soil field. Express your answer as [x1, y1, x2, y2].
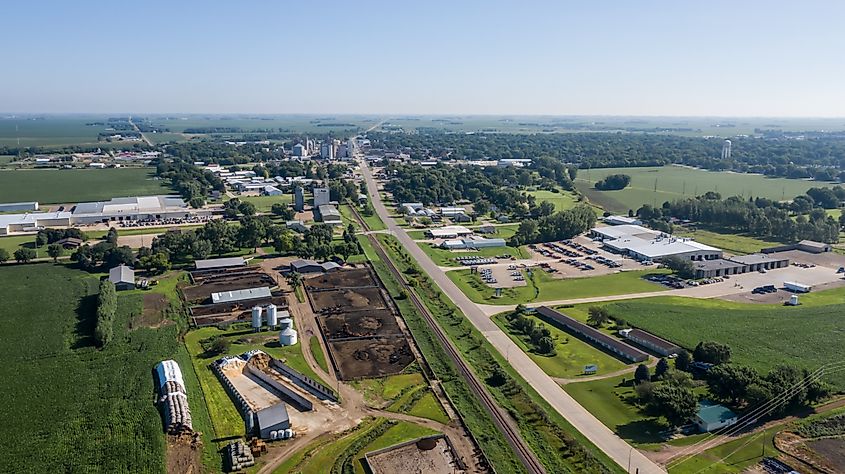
[181, 271, 276, 304]
[327, 337, 415, 380]
[808, 438, 845, 472]
[304, 267, 377, 290]
[309, 286, 387, 313]
[318, 310, 403, 340]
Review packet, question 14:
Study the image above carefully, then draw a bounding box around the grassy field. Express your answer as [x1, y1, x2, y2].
[601, 290, 845, 390]
[673, 226, 784, 255]
[667, 425, 781, 473]
[527, 189, 580, 211]
[272, 417, 437, 474]
[184, 323, 332, 439]
[492, 312, 629, 379]
[574, 165, 839, 214]
[0, 116, 105, 146]
[449, 267, 670, 305]
[0, 263, 216, 471]
[308, 335, 329, 373]
[238, 193, 292, 213]
[0, 168, 169, 203]
[418, 241, 528, 267]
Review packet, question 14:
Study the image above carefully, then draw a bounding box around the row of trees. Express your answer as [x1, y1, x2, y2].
[95, 280, 117, 347]
[706, 364, 828, 415]
[505, 308, 556, 355]
[509, 205, 597, 246]
[594, 173, 631, 190]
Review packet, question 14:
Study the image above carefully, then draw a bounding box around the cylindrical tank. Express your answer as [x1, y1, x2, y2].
[279, 327, 298, 346]
[278, 318, 293, 330]
[251, 306, 263, 331]
[266, 304, 278, 328]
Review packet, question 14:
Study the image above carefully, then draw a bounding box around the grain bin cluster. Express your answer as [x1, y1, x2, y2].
[154, 360, 193, 434]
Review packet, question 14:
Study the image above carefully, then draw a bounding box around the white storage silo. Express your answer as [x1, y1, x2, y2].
[278, 317, 293, 330]
[266, 304, 278, 328]
[279, 327, 298, 346]
[252, 306, 263, 332]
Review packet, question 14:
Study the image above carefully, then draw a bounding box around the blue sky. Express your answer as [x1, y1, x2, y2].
[2, 0, 844, 116]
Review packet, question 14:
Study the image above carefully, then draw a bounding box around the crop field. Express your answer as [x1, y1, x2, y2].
[151, 115, 380, 134]
[0, 264, 215, 472]
[0, 116, 105, 146]
[492, 312, 628, 378]
[449, 267, 669, 305]
[574, 165, 838, 214]
[0, 168, 169, 203]
[601, 291, 845, 390]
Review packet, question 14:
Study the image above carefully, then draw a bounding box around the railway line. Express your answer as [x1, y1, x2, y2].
[347, 203, 547, 474]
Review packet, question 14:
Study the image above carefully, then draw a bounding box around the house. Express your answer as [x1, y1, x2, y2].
[475, 225, 497, 235]
[55, 237, 84, 249]
[695, 400, 737, 433]
[108, 265, 135, 290]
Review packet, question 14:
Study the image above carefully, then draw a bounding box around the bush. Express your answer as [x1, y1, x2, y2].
[595, 174, 631, 191]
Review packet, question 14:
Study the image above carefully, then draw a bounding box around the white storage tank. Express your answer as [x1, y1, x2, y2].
[278, 317, 293, 330]
[252, 306, 263, 331]
[788, 294, 799, 306]
[279, 327, 298, 346]
[266, 304, 278, 328]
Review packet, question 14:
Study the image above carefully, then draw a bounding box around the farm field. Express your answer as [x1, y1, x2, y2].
[238, 193, 292, 213]
[417, 241, 527, 267]
[491, 312, 629, 379]
[151, 115, 380, 134]
[0, 116, 105, 147]
[574, 165, 838, 214]
[448, 267, 669, 305]
[0, 264, 215, 472]
[602, 291, 845, 390]
[0, 168, 169, 203]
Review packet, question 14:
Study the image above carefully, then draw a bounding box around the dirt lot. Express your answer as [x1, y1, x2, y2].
[133, 293, 169, 329]
[328, 337, 414, 380]
[166, 434, 202, 474]
[773, 249, 845, 269]
[318, 310, 404, 340]
[365, 435, 464, 474]
[304, 267, 377, 290]
[181, 271, 276, 304]
[807, 438, 845, 472]
[189, 295, 288, 327]
[309, 287, 387, 313]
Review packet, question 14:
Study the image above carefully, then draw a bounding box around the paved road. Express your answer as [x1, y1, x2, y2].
[357, 157, 665, 474]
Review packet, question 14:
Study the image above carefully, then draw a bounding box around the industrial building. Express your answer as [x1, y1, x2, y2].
[619, 329, 680, 356]
[71, 195, 210, 224]
[316, 204, 341, 224]
[591, 225, 722, 262]
[0, 211, 72, 235]
[762, 240, 833, 254]
[439, 237, 506, 250]
[726, 254, 790, 272]
[602, 215, 643, 226]
[293, 187, 305, 211]
[108, 265, 135, 290]
[536, 307, 648, 363]
[693, 259, 747, 279]
[426, 225, 473, 239]
[313, 187, 331, 208]
[696, 400, 737, 433]
[0, 201, 38, 213]
[211, 287, 273, 304]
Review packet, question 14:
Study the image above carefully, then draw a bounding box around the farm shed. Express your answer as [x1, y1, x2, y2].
[211, 287, 272, 304]
[797, 240, 832, 253]
[536, 306, 648, 363]
[288, 259, 340, 274]
[194, 256, 246, 270]
[108, 265, 135, 290]
[623, 329, 680, 356]
[695, 400, 737, 433]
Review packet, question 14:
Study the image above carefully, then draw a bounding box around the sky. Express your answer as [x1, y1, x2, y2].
[2, 0, 844, 116]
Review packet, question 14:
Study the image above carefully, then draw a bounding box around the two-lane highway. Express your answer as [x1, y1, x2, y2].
[356, 154, 665, 474]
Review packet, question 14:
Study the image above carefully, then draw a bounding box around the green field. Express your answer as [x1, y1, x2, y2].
[527, 189, 581, 211]
[0, 264, 215, 471]
[673, 226, 784, 255]
[574, 165, 839, 214]
[601, 291, 845, 389]
[0, 116, 105, 146]
[308, 335, 329, 373]
[418, 241, 528, 267]
[238, 193, 293, 213]
[492, 312, 629, 378]
[448, 267, 669, 305]
[0, 168, 169, 203]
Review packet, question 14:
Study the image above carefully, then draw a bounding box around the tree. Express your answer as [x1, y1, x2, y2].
[204, 335, 231, 356]
[707, 364, 760, 405]
[662, 255, 695, 279]
[587, 306, 611, 327]
[285, 271, 303, 291]
[675, 349, 691, 371]
[649, 384, 698, 426]
[0, 248, 9, 264]
[47, 244, 64, 262]
[595, 174, 631, 191]
[14, 248, 36, 263]
[106, 227, 119, 245]
[634, 364, 651, 384]
[237, 217, 266, 251]
[537, 336, 556, 355]
[271, 202, 295, 220]
[238, 201, 257, 217]
[694, 341, 732, 365]
[655, 358, 670, 379]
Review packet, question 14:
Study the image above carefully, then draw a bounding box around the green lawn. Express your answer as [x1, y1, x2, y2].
[449, 267, 670, 305]
[309, 335, 329, 373]
[0, 168, 170, 203]
[184, 324, 333, 440]
[0, 234, 37, 256]
[673, 226, 784, 255]
[667, 426, 781, 473]
[574, 165, 840, 214]
[407, 391, 451, 424]
[602, 290, 845, 390]
[238, 193, 292, 213]
[527, 189, 580, 211]
[417, 241, 528, 267]
[492, 312, 629, 378]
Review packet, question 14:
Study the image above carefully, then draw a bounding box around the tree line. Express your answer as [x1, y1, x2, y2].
[509, 205, 597, 246]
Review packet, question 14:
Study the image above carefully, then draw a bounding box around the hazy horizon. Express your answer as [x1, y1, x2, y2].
[4, 0, 845, 117]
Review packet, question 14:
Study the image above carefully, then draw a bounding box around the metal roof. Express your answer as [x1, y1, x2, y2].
[255, 403, 289, 429]
[694, 259, 746, 271]
[727, 253, 787, 265]
[108, 265, 134, 284]
[194, 257, 246, 270]
[697, 400, 736, 424]
[536, 307, 648, 363]
[626, 329, 680, 352]
[211, 287, 272, 304]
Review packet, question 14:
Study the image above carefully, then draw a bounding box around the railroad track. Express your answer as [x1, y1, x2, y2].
[348, 205, 546, 474]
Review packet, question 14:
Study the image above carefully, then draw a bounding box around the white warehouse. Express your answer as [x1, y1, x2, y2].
[591, 225, 722, 262]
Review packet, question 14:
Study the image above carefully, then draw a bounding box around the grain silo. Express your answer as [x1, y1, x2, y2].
[279, 326, 298, 346]
[266, 304, 278, 328]
[252, 306, 263, 332]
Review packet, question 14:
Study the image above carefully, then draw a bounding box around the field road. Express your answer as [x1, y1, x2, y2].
[356, 156, 666, 474]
